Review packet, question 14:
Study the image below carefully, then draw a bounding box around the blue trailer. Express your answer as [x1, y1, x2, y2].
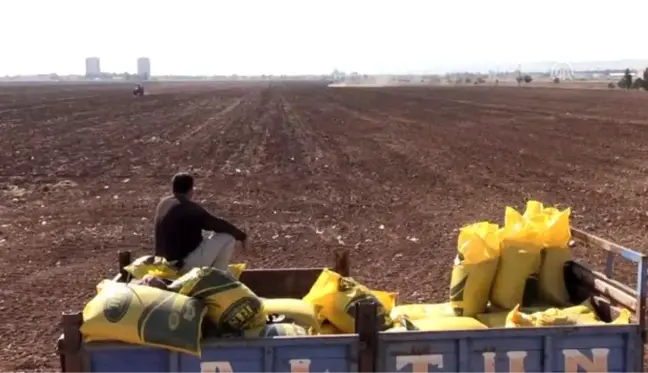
[58, 228, 647, 372]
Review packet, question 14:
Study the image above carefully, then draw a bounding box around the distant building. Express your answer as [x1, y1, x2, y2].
[137, 57, 151, 80]
[610, 72, 637, 77]
[85, 57, 101, 78]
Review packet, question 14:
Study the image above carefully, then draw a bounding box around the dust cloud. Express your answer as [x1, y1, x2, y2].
[328, 75, 437, 88]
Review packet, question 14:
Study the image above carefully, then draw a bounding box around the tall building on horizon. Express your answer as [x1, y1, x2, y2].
[137, 57, 151, 80]
[85, 57, 101, 78]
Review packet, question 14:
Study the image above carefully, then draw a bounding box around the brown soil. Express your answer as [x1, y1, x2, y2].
[2, 82, 648, 371]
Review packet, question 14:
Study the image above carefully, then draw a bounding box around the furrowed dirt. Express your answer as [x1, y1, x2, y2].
[2, 82, 648, 371]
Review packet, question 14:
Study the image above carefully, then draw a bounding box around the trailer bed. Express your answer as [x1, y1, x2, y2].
[58, 229, 647, 372]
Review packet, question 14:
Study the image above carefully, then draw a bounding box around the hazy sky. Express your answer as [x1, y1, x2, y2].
[1, 0, 645, 75]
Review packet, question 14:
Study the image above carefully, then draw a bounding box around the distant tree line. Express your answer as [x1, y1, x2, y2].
[614, 68, 648, 90]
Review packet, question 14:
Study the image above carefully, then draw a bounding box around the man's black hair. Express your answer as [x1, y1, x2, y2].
[172, 172, 194, 194]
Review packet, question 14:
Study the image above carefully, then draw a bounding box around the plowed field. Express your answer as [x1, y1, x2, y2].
[2, 82, 648, 371]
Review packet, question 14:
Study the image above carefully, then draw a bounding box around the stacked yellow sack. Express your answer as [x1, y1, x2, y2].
[168, 267, 266, 332]
[410, 317, 487, 331]
[522, 201, 572, 305]
[449, 222, 501, 317]
[477, 306, 547, 328]
[505, 303, 631, 327]
[81, 280, 207, 356]
[303, 269, 397, 333]
[490, 206, 545, 309]
[391, 302, 455, 321]
[124, 255, 248, 281]
[390, 314, 487, 331]
[263, 298, 321, 334]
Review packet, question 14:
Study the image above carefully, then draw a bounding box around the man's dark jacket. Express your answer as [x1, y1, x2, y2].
[154, 195, 246, 262]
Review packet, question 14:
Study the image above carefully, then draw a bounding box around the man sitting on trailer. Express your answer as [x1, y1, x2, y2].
[154, 172, 247, 272]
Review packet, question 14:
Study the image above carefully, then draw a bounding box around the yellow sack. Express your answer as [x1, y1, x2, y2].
[303, 269, 336, 304]
[263, 298, 321, 333]
[560, 302, 598, 322]
[479, 311, 520, 328]
[124, 255, 247, 280]
[244, 323, 308, 338]
[81, 281, 206, 356]
[391, 314, 486, 331]
[303, 269, 393, 333]
[575, 293, 627, 326]
[477, 306, 548, 328]
[227, 263, 247, 280]
[303, 270, 397, 315]
[505, 305, 537, 327]
[534, 308, 581, 326]
[522, 201, 571, 248]
[534, 307, 617, 326]
[505, 303, 627, 327]
[168, 267, 266, 332]
[609, 309, 631, 325]
[319, 321, 344, 335]
[409, 317, 487, 331]
[391, 303, 455, 321]
[96, 279, 111, 293]
[540, 215, 572, 304]
[522, 201, 572, 305]
[450, 222, 501, 317]
[373, 290, 398, 312]
[491, 208, 543, 309]
[124, 255, 179, 280]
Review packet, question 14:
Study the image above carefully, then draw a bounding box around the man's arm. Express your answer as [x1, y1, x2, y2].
[196, 205, 247, 241]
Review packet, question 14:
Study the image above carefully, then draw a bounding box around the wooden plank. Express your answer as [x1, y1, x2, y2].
[60, 312, 85, 372]
[117, 251, 132, 282]
[111, 251, 133, 282]
[240, 248, 351, 298]
[241, 268, 325, 298]
[335, 248, 350, 277]
[570, 261, 638, 312]
[356, 302, 378, 372]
